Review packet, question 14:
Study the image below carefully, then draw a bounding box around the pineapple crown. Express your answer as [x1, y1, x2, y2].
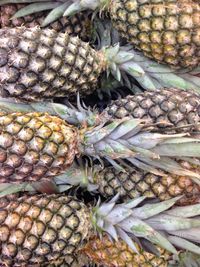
[90, 195, 200, 255]
[55, 161, 100, 192]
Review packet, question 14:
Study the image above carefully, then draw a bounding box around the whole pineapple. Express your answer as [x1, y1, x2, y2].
[0, 110, 193, 183]
[0, 193, 200, 266]
[0, 4, 91, 40]
[1, 88, 200, 183]
[1, 26, 199, 102]
[64, 0, 200, 69]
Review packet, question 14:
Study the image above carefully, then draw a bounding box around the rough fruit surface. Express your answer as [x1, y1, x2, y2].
[106, 88, 200, 132]
[82, 235, 171, 267]
[110, 0, 200, 68]
[95, 165, 200, 205]
[0, 28, 103, 101]
[0, 194, 92, 267]
[0, 112, 78, 183]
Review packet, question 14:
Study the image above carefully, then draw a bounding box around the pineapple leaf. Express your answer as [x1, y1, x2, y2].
[109, 119, 141, 140]
[63, 2, 84, 16]
[0, 183, 34, 197]
[166, 204, 200, 218]
[127, 157, 168, 176]
[117, 227, 139, 254]
[104, 222, 118, 241]
[123, 196, 147, 209]
[153, 142, 200, 157]
[120, 217, 177, 254]
[146, 215, 200, 231]
[133, 155, 200, 180]
[106, 206, 133, 224]
[169, 228, 200, 244]
[168, 236, 200, 255]
[0, 0, 50, 4]
[131, 196, 182, 220]
[42, 2, 70, 27]
[11, 2, 59, 19]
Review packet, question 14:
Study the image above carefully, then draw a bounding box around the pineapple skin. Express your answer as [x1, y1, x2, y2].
[0, 4, 91, 40]
[82, 235, 171, 267]
[46, 254, 89, 267]
[95, 165, 200, 205]
[0, 112, 78, 183]
[109, 0, 200, 68]
[106, 88, 200, 132]
[0, 27, 104, 101]
[0, 255, 89, 267]
[0, 194, 92, 267]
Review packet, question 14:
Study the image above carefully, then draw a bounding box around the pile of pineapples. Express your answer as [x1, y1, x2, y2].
[0, 0, 200, 266]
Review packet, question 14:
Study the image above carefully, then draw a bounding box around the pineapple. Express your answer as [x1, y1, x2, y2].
[82, 235, 172, 267]
[0, 193, 200, 266]
[0, 27, 200, 102]
[0, 110, 197, 183]
[0, 4, 91, 40]
[52, 163, 200, 206]
[1, 88, 200, 183]
[63, 0, 200, 69]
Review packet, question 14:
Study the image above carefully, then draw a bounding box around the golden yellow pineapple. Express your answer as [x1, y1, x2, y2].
[0, 194, 91, 266]
[95, 165, 200, 206]
[0, 193, 200, 266]
[109, 0, 200, 68]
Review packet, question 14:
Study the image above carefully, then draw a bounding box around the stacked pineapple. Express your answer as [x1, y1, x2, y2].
[0, 1, 200, 267]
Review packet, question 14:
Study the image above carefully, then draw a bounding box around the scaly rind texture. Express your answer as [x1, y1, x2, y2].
[106, 88, 200, 132]
[82, 235, 171, 267]
[0, 4, 91, 40]
[0, 27, 103, 101]
[95, 165, 200, 205]
[41, 253, 90, 267]
[0, 112, 78, 183]
[0, 194, 92, 267]
[109, 0, 200, 68]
